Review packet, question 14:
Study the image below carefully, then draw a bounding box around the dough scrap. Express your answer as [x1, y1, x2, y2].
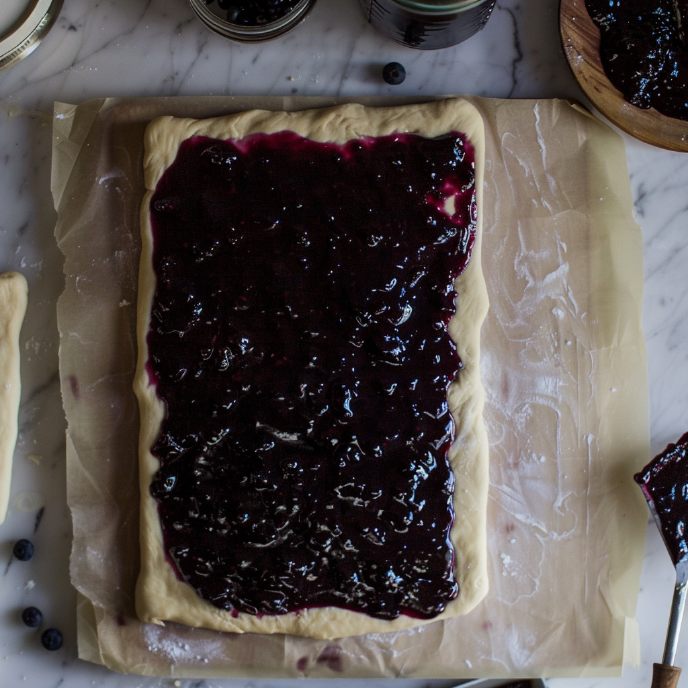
[135, 99, 489, 639]
[0, 272, 28, 525]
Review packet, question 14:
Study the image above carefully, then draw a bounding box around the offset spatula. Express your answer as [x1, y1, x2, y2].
[635, 432, 688, 688]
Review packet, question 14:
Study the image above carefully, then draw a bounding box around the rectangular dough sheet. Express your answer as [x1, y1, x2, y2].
[134, 99, 489, 639]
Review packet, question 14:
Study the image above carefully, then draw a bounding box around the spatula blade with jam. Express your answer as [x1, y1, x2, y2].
[635, 432, 688, 565]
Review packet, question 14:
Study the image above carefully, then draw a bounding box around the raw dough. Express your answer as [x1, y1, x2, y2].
[0, 272, 28, 524]
[134, 99, 489, 639]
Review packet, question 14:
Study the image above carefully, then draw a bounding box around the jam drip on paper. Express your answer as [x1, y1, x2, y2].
[585, 0, 688, 121]
[147, 129, 477, 619]
[635, 432, 688, 565]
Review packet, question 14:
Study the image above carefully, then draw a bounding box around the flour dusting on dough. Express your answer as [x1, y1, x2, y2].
[144, 624, 223, 665]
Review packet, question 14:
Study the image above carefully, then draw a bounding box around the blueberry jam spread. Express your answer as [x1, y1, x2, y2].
[585, 0, 688, 121]
[635, 432, 688, 565]
[147, 129, 477, 619]
[205, 0, 302, 25]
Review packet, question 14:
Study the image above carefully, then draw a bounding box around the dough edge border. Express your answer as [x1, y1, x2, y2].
[134, 99, 489, 639]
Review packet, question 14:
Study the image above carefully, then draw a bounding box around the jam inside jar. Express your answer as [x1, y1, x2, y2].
[147, 129, 478, 620]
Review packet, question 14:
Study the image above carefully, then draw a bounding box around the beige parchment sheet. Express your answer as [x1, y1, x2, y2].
[52, 95, 649, 679]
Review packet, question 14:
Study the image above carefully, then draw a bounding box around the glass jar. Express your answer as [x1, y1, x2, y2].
[187, 0, 317, 43]
[360, 0, 496, 50]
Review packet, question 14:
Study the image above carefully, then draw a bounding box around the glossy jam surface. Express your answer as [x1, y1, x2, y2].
[209, 0, 301, 25]
[148, 130, 477, 619]
[635, 431, 688, 564]
[586, 0, 688, 121]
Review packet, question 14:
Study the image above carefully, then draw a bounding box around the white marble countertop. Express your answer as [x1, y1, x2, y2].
[0, 0, 687, 686]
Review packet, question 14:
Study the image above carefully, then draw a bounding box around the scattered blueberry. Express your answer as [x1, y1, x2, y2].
[13, 539, 34, 561]
[41, 628, 63, 651]
[382, 62, 406, 85]
[21, 607, 42, 628]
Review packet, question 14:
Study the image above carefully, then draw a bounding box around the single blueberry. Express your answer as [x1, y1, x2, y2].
[13, 539, 34, 562]
[21, 606, 42, 628]
[41, 628, 63, 651]
[382, 62, 406, 85]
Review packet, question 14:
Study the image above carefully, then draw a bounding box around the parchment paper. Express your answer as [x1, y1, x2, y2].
[52, 96, 649, 678]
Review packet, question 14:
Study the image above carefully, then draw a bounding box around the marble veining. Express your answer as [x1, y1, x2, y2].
[0, 0, 686, 685]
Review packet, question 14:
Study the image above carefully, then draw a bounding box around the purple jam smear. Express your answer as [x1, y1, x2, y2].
[635, 432, 688, 565]
[585, 0, 688, 121]
[147, 129, 477, 619]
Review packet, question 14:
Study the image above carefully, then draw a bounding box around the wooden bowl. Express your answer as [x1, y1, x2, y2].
[559, 0, 688, 153]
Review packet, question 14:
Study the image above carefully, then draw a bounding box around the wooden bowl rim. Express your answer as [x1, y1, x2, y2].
[559, 0, 688, 153]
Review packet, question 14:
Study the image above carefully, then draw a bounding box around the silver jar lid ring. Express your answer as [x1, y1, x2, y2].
[0, 0, 63, 72]
[392, 0, 489, 11]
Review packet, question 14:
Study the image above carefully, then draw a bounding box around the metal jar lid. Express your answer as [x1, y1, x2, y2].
[0, 0, 63, 72]
[393, 0, 488, 10]
[188, 0, 317, 43]
[361, 0, 495, 48]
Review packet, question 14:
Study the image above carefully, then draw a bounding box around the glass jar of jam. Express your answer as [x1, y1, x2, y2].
[187, 0, 318, 43]
[360, 0, 496, 49]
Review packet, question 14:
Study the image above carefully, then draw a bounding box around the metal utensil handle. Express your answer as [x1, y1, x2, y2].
[652, 663, 682, 688]
[663, 576, 687, 666]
